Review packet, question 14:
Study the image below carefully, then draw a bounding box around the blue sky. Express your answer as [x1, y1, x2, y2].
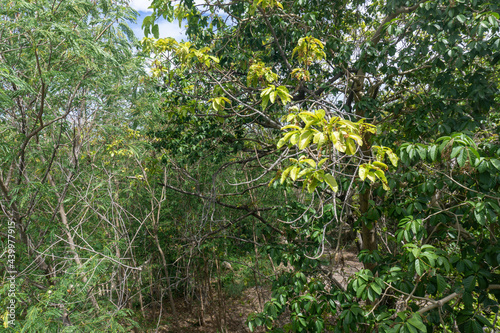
[128, 0, 185, 40]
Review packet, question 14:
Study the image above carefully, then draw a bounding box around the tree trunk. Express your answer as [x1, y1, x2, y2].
[353, 69, 378, 271]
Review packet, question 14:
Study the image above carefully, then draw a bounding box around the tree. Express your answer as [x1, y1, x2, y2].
[0, 0, 150, 330]
[142, 0, 500, 331]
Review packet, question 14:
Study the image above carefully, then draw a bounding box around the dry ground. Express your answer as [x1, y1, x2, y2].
[140, 248, 363, 332]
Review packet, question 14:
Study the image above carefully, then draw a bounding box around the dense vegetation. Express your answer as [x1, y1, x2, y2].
[1, 0, 499, 332]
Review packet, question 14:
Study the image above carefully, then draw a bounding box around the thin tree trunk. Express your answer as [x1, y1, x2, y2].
[153, 169, 178, 322]
[353, 69, 378, 270]
[153, 233, 178, 320]
[47, 172, 100, 309]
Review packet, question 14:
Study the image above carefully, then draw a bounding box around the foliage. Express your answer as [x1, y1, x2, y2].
[1, 0, 499, 332]
[0, 0, 147, 331]
[143, 0, 500, 332]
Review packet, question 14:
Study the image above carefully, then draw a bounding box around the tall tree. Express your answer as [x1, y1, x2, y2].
[143, 0, 500, 331]
[0, 0, 150, 330]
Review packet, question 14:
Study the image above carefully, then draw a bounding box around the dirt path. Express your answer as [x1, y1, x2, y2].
[148, 248, 362, 332]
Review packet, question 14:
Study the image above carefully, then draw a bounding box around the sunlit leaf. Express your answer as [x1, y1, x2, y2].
[324, 174, 338, 192]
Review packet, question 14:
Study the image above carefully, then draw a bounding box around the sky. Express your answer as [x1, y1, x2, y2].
[128, 0, 186, 40]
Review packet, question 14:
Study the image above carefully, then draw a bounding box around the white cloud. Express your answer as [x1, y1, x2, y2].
[156, 20, 185, 40]
[129, 0, 153, 13]
[129, 0, 207, 13]
[130, 12, 186, 41]
[127, 1, 192, 40]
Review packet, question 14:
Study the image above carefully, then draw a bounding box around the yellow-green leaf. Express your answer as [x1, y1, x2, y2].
[367, 172, 376, 182]
[290, 133, 300, 145]
[270, 91, 276, 104]
[281, 125, 302, 130]
[290, 166, 300, 181]
[301, 158, 317, 168]
[280, 166, 293, 183]
[313, 170, 325, 181]
[298, 130, 314, 149]
[318, 158, 328, 167]
[286, 113, 296, 122]
[372, 161, 388, 170]
[345, 138, 356, 155]
[324, 174, 338, 192]
[307, 176, 319, 193]
[332, 131, 346, 152]
[349, 133, 363, 146]
[359, 165, 369, 181]
[277, 138, 286, 149]
[374, 169, 387, 183]
[299, 111, 317, 119]
[313, 132, 327, 147]
[315, 109, 326, 120]
[387, 150, 399, 167]
[303, 119, 318, 130]
[298, 168, 313, 178]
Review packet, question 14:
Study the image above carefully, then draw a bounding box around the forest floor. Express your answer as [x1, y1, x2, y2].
[146, 247, 362, 332]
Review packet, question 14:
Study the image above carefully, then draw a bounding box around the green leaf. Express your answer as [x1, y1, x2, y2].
[281, 125, 302, 130]
[314, 320, 324, 332]
[457, 149, 467, 167]
[307, 176, 319, 193]
[345, 138, 356, 155]
[407, 313, 426, 332]
[491, 159, 500, 171]
[324, 174, 338, 192]
[301, 158, 316, 168]
[313, 169, 324, 181]
[298, 130, 314, 149]
[359, 165, 369, 181]
[387, 150, 399, 166]
[313, 132, 327, 147]
[297, 168, 313, 179]
[437, 274, 446, 293]
[269, 91, 276, 104]
[276, 86, 292, 104]
[261, 94, 270, 109]
[417, 146, 427, 160]
[290, 133, 300, 145]
[315, 109, 325, 120]
[415, 259, 423, 276]
[370, 283, 382, 296]
[367, 287, 375, 302]
[374, 169, 388, 184]
[356, 283, 367, 299]
[463, 291, 473, 309]
[463, 275, 476, 292]
[290, 166, 300, 181]
[152, 24, 159, 38]
[471, 320, 485, 333]
[277, 137, 287, 149]
[318, 158, 328, 167]
[366, 172, 376, 182]
[429, 145, 438, 161]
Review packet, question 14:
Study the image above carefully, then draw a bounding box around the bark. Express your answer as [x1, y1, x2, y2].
[153, 169, 178, 322]
[47, 172, 100, 310]
[352, 2, 424, 270]
[354, 68, 378, 270]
